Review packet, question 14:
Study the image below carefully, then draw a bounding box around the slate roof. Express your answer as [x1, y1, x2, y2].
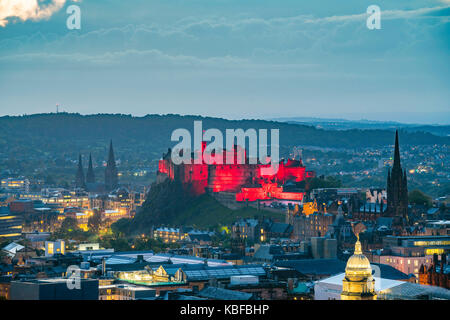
[370, 263, 410, 280]
[269, 223, 292, 234]
[182, 264, 266, 281]
[187, 233, 212, 242]
[254, 245, 284, 261]
[376, 217, 393, 228]
[274, 259, 346, 276]
[197, 286, 253, 300]
[2, 242, 25, 256]
[275, 259, 410, 281]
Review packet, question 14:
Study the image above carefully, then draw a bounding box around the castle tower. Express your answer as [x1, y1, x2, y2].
[105, 140, 118, 191]
[75, 154, 85, 189]
[386, 130, 408, 226]
[341, 235, 377, 300]
[86, 153, 95, 184]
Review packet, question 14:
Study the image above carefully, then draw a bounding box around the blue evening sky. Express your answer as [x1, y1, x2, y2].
[0, 0, 449, 124]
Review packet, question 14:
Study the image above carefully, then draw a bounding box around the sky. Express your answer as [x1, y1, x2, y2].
[0, 0, 449, 124]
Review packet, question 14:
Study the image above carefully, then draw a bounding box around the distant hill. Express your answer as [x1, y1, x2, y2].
[0, 113, 448, 165]
[271, 117, 450, 136]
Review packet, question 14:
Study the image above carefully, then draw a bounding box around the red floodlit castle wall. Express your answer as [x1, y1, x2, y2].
[235, 183, 305, 202]
[157, 143, 314, 202]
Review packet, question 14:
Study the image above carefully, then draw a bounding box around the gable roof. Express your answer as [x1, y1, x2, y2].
[2, 242, 25, 257]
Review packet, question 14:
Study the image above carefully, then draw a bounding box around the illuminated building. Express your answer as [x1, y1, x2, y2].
[302, 200, 318, 216]
[18, 193, 43, 201]
[114, 262, 267, 297]
[286, 205, 334, 241]
[424, 220, 450, 236]
[0, 208, 23, 240]
[45, 240, 65, 256]
[369, 235, 450, 280]
[341, 235, 377, 300]
[383, 235, 450, 256]
[0, 277, 11, 300]
[99, 284, 156, 300]
[43, 191, 90, 209]
[1, 178, 30, 193]
[232, 219, 260, 243]
[418, 253, 449, 289]
[316, 272, 450, 300]
[374, 255, 430, 280]
[157, 142, 314, 202]
[103, 209, 130, 222]
[153, 227, 188, 243]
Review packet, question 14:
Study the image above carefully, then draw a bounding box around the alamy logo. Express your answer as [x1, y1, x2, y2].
[66, 265, 81, 290]
[171, 121, 280, 175]
[66, 5, 81, 30]
[367, 5, 381, 30]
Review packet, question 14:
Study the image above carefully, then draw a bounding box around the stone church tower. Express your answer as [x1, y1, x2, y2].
[75, 154, 85, 189]
[86, 153, 95, 184]
[105, 140, 118, 191]
[386, 130, 409, 228]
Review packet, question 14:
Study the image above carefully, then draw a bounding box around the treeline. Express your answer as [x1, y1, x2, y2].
[0, 113, 448, 163]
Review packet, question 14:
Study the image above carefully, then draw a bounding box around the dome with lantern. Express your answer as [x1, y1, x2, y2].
[344, 236, 373, 281]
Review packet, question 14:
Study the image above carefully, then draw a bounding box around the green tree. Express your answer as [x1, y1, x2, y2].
[88, 210, 102, 233]
[307, 175, 342, 191]
[61, 217, 78, 232]
[408, 189, 432, 208]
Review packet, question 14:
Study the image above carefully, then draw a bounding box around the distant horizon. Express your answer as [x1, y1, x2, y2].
[0, 111, 448, 126]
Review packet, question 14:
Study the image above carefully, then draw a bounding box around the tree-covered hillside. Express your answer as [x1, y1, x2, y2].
[0, 113, 447, 161]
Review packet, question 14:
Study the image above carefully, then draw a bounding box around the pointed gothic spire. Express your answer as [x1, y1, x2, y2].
[105, 140, 118, 191]
[75, 153, 85, 189]
[393, 130, 401, 172]
[107, 140, 115, 166]
[86, 153, 95, 184]
[386, 130, 409, 225]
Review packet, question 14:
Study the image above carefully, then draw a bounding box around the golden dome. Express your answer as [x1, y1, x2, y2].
[345, 237, 373, 279]
[341, 235, 377, 300]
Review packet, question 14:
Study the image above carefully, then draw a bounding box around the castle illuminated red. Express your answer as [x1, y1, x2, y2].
[157, 142, 315, 202]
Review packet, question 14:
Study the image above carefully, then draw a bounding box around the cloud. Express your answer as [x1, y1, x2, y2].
[0, 0, 67, 27]
[303, 5, 450, 23]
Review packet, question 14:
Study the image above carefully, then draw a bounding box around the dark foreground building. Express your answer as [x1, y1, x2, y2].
[10, 278, 98, 300]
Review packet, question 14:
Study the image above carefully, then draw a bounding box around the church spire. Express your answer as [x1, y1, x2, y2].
[107, 140, 115, 165]
[75, 153, 85, 189]
[393, 130, 401, 172]
[105, 140, 118, 191]
[386, 130, 409, 228]
[86, 153, 95, 184]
